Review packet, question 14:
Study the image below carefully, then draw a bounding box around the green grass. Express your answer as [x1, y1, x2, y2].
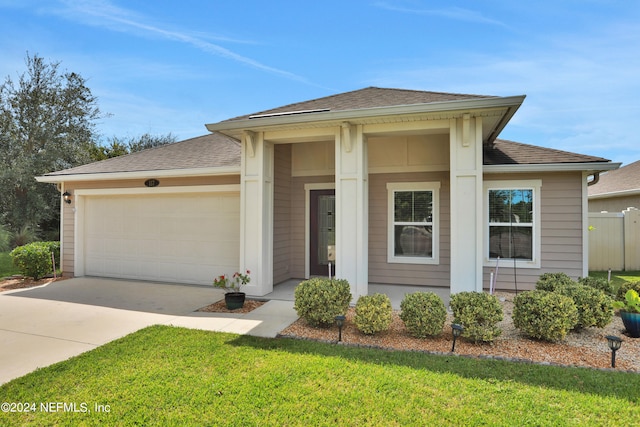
[590, 270, 640, 290]
[0, 252, 20, 278]
[1, 326, 638, 426]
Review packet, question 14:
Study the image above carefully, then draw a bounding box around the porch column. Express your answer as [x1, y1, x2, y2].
[449, 115, 483, 294]
[240, 131, 274, 296]
[335, 123, 368, 300]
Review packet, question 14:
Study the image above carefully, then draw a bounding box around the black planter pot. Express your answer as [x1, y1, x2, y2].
[620, 311, 640, 338]
[224, 292, 246, 310]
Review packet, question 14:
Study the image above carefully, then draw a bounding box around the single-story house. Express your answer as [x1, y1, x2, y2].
[588, 159, 640, 212]
[37, 87, 619, 298]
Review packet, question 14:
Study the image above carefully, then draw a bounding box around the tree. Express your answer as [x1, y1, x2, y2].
[89, 133, 176, 161]
[0, 53, 102, 236]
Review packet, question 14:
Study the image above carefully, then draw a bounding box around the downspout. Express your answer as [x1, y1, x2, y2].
[588, 172, 600, 186]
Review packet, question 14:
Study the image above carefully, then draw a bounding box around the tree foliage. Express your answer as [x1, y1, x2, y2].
[0, 53, 102, 234]
[90, 133, 176, 161]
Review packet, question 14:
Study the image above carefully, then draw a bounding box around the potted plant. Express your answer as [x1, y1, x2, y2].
[613, 289, 640, 338]
[213, 270, 251, 310]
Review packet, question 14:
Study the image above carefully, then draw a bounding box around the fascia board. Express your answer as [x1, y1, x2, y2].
[206, 95, 526, 133]
[35, 166, 241, 183]
[588, 188, 640, 199]
[483, 162, 621, 174]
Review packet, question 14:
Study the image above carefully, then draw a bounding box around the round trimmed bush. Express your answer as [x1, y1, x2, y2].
[450, 291, 503, 343]
[535, 272, 576, 292]
[354, 293, 392, 335]
[556, 284, 613, 329]
[513, 290, 578, 342]
[616, 281, 640, 302]
[399, 292, 446, 338]
[10, 241, 60, 279]
[294, 278, 352, 327]
[578, 276, 614, 296]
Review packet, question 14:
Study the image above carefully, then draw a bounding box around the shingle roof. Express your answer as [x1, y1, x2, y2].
[484, 139, 610, 165]
[588, 159, 640, 196]
[44, 133, 240, 176]
[222, 87, 496, 122]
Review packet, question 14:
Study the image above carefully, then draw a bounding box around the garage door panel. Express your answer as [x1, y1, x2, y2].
[84, 192, 240, 286]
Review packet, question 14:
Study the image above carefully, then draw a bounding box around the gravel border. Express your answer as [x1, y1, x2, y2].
[280, 292, 639, 373]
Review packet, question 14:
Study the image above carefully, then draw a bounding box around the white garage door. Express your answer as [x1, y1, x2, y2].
[83, 192, 240, 285]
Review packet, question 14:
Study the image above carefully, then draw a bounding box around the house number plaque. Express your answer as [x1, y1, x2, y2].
[144, 179, 160, 187]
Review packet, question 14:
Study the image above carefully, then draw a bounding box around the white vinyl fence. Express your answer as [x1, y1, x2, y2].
[588, 207, 640, 271]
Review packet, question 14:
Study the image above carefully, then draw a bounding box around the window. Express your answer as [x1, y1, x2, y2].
[485, 180, 541, 268]
[387, 182, 440, 264]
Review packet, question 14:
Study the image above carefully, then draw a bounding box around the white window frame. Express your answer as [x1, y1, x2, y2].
[484, 179, 541, 269]
[387, 182, 440, 265]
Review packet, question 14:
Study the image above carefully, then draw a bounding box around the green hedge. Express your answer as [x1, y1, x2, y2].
[293, 278, 352, 327]
[10, 241, 60, 280]
[513, 290, 578, 342]
[354, 293, 392, 335]
[399, 292, 446, 338]
[450, 292, 503, 343]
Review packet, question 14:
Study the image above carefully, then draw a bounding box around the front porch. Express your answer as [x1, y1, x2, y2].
[264, 279, 451, 309]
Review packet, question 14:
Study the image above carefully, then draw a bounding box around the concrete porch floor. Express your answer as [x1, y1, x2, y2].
[263, 279, 451, 309]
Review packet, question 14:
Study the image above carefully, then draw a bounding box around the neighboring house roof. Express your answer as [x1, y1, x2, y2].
[40, 133, 240, 178]
[588, 159, 640, 198]
[221, 87, 496, 122]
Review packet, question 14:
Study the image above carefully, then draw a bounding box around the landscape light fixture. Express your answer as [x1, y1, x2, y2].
[605, 335, 622, 368]
[63, 191, 72, 204]
[335, 315, 346, 342]
[451, 324, 464, 353]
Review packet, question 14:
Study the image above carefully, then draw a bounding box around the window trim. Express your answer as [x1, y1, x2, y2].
[484, 179, 541, 269]
[387, 182, 440, 265]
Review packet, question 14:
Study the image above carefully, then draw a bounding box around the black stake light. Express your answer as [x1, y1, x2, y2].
[335, 315, 346, 342]
[605, 335, 622, 368]
[451, 324, 464, 353]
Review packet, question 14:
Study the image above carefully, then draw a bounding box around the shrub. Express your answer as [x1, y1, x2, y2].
[10, 241, 60, 279]
[399, 292, 446, 338]
[513, 290, 578, 342]
[354, 293, 392, 335]
[449, 292, 503, 343]
[11, 225, 38, 248]
[555, 284, 613, 329]
[294, 278, 352, 327]
[535, 272, 576, 292]
[616, 281, 640, 302]
[578, 276, 614, 296]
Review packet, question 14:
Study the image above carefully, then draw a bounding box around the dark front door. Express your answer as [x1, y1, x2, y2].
[310, 189, 336, 276]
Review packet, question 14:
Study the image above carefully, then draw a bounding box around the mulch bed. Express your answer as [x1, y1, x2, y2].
[197, 299, 266, 314]
[0, 276, 65, 292]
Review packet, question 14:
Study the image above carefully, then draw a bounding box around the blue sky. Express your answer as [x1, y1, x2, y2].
[1, 1, 639, 165]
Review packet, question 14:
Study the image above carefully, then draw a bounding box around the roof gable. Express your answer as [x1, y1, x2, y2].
[223, 87, 496, 122]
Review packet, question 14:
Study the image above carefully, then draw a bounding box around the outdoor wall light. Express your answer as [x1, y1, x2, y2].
[451, 324, 464, 353]
[62, 191, 72, 204]
[605, 335, 622, 368]
[335, 315, 346, 342]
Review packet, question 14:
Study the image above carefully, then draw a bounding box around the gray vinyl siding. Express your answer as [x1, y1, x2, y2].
[483, 172, 585, 291]
[368, 171, 451, 288]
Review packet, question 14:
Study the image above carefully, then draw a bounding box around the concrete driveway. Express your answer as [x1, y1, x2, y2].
[0, 277, 298, 385]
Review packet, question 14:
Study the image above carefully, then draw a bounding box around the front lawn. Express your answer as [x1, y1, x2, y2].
[0, 326, 638, 426]
[0, 252, 19, 278]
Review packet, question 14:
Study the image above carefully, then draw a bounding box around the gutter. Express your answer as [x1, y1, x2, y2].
[35, 166, 241, 183]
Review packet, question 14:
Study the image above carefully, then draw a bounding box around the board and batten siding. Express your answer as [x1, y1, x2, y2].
[483, 172, 585, 291]
[60, 175, 240, 278]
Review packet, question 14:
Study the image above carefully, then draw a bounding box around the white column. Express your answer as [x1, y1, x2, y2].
[240, 131, 273, 296]
[449, 115, 483, 294]
[335, 123, 368, 300]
